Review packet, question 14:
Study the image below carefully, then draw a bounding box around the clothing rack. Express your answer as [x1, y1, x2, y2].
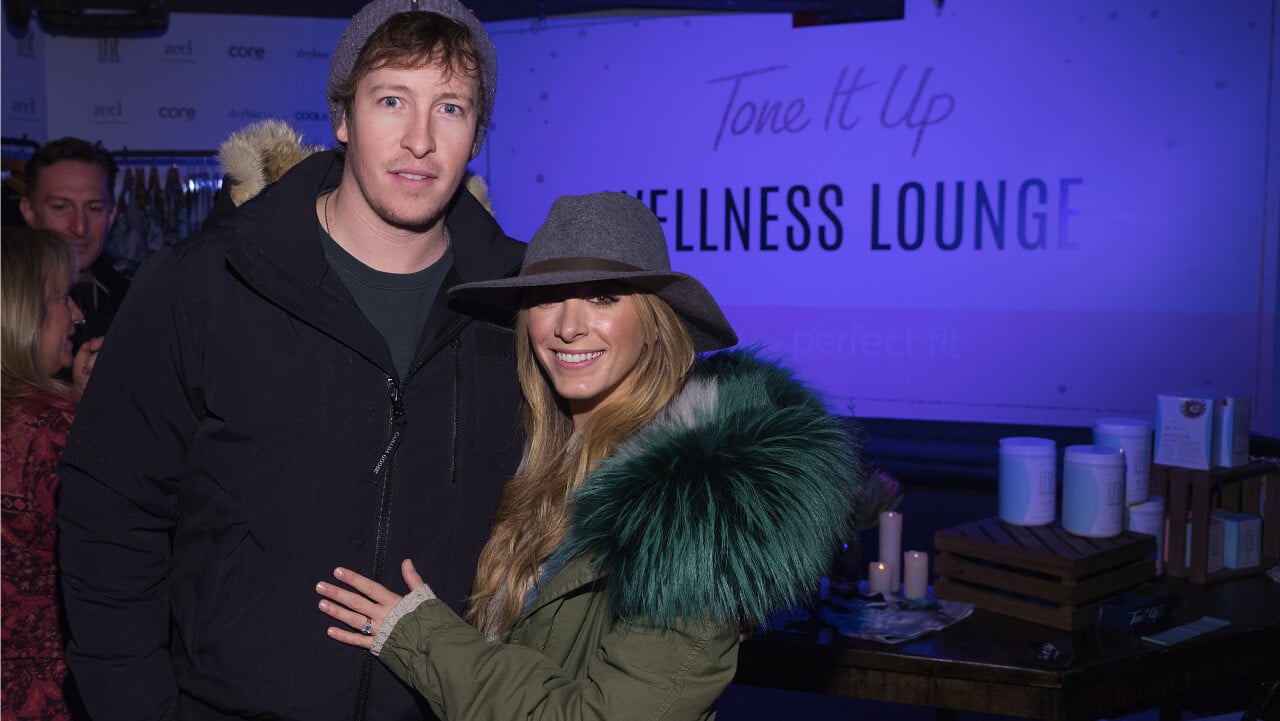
[107, 151, 223, 273]
[2, 135, 41, 154]
[1, 138, 218, 159]
[113, 148, 217, 159]
[1, 136, 42, 184]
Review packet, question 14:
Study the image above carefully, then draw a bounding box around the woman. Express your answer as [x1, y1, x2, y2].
[316, 192, 863, 721]
[2, 227, 99, 721]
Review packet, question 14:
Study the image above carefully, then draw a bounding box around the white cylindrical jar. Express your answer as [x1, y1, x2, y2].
[1127, 495, 1166, 575]
[1093, 417, 1153, 505]
[998, 437, 1057, 526]
[1062, 445, 1126, 537]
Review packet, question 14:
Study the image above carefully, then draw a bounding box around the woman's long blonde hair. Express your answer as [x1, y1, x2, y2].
[468, 290, 696, 638]
[1, 227, 78, 400]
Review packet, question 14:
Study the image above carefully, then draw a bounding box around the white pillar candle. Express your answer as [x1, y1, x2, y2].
[868, 561, 890, 595]
[903, 550, 929, 600]
[883, 561, 899, 595]
[879, 511, 902, 590]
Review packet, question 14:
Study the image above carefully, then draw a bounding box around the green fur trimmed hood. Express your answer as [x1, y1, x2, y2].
[553, 348, 863, 628]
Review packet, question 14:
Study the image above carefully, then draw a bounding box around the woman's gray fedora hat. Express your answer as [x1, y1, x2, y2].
[450, 192, 738, 352]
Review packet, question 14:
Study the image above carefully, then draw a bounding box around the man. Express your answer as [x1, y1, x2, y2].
[20, 136, 130, 352]
[57, 1, 526, 719]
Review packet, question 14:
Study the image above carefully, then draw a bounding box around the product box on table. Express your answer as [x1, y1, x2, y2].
[1154, 393, 1215, 470]
[1169, 514, 1224, 574]
[933, 517, 1155, 631]
[1213, 509, 1261, 569]
[1211, 395, 1250, 468]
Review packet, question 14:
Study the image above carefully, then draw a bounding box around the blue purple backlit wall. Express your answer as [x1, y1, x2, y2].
[5, 0, 1277, 432]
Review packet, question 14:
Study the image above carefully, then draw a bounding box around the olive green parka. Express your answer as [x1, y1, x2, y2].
[375, 349, 863, 721]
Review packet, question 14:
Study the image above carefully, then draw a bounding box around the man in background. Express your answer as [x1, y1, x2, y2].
[57, 0, 527, 719]
[20, 137, 130, 353]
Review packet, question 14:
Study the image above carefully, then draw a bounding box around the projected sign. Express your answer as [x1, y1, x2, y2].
[480, 2, 1277, 430]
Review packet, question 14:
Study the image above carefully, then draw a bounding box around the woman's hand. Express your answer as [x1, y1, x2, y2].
[316, 559, 425, 649]
[71, 336, 104, 394]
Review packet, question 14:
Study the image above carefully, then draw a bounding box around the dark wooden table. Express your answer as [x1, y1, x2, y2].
[735, 574, 1280, 721]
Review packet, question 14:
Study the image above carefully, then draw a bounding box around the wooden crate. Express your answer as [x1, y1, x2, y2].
[933, 517, 1156, 630]
[1152, 461, 1279, 584]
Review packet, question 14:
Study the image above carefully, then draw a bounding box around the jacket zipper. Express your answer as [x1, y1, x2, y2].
[368, 378, 405, 484]
[353, 377, 403, 721]
[352, 325, 466, 720]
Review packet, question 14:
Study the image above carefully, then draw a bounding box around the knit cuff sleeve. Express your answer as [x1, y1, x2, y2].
[371, 583, 436, 657]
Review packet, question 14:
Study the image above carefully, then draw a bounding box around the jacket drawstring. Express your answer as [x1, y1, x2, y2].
[449, 336, 461, 485]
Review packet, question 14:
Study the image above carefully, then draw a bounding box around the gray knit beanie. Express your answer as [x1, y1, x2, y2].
[326, 0, 497, 156]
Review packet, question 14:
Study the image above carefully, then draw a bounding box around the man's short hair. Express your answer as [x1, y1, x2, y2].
[25, 137, 119, 199]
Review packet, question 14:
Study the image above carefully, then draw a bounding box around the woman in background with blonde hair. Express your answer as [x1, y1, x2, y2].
[2, 227, 100, 721]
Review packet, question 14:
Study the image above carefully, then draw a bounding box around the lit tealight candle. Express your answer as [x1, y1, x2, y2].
[903, 550, 929, 600]
[868, 561, 890, 595]
[879, 511, 902, 590]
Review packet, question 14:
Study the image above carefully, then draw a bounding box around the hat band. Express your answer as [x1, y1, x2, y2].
[520, 257, 647, 277]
